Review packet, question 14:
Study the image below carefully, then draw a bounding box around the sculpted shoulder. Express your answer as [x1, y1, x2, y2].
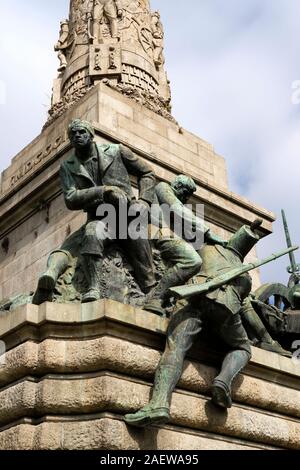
[155, 181, 170, 193]
[198, 244, 242, 277]
[97, 142, 122, 159]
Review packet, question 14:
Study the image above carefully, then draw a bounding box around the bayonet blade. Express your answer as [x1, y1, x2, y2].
[281, 209, 299, 274]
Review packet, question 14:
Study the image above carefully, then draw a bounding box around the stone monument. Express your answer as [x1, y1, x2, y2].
[49, 0, 172, 127]
[0, 1, 299, 451]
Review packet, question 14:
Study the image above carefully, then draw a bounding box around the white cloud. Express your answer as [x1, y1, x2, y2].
[152, 0, 300, 285]
[0, 0, 69, 165]
[0, 80, 6, 105]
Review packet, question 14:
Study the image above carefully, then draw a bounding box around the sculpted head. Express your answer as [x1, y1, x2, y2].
[68, 119, 95, 150]
[60, 19, 69, 31]
[171, 175, 197, 204]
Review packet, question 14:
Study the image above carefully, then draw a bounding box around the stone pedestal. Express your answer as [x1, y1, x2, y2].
[0, 300, 299, 450]
[0, 0, 290, 452]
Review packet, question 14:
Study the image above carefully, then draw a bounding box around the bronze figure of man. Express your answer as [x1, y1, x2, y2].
[125, 223, 261, 426]
[34, 119, 156, 303]
[144, 175, 227, 315]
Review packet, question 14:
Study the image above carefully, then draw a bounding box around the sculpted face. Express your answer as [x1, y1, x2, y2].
[173, 183, 193, 204]
[69, 125, 93, 149]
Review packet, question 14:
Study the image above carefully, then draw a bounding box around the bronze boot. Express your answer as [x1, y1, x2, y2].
[144, 267, 185, 316]
[81, 255, 102, 303]
[32, 252, 69, 305]
[211, 350, 251, 409]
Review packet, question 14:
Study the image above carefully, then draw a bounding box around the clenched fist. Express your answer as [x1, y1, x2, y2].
[103, 186, 129, 206]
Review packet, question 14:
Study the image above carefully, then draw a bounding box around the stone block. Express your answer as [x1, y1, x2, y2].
[0, 417, 276, 450]
[167, 128, 200, 155]
[0, 335, 300, 420]
[98, 89, 134, 120]
[0, 301, 299, 450]
[133, 110, 168, 138]
[0, 374, 299, 449]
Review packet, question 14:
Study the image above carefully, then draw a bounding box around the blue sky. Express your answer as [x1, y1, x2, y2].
[1, 0, 300, 284]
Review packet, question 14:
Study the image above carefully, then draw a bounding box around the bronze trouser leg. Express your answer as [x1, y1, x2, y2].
[214, 349, 250, 392]
[240, 297, 275, 344]
[32, 251, 70, 305]
[45, 252, 69, 281]
[80, 221, 107, 256]
[150, 305, 202, 408]
[149, 238, 202, 300]
[211, 303, 251, 393]
[81, 255, 103, 294]
[122, 237, 156, 294]
[80, 221, 109, 296]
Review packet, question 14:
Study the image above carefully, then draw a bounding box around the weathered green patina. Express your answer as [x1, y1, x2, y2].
[124, 220, 296, 427]
[144, 175, 227, 315]
[33, 119, 156, 305]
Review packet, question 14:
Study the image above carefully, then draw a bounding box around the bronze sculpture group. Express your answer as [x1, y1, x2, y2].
[20, 119, 300, 427]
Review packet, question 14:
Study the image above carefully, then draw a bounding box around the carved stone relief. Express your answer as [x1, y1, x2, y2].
[63, 69, 88, 98]
[54, 20, 71, 72]
[121, 64, 158, 93]
[69, 0, 94, 44]
[93, 0, 123, 43]
[151, 11, 164, 70]
[103, 78, 177, 124]
[89, 44, 122, 76]
[121, 1, 152, 54]
[48, 0, 172, 127]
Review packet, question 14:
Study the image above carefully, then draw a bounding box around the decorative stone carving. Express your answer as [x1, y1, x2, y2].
[93, 0, 123, 43]
[69, 0, 94, 44]
[120, 1, 152, 52]
[63, 69, 89, 99]
[54, 20, 71, 72]
[121, 63, 158, 93]
[151, 11, 164, 70]
[45, 83, 95, 129]
[89, 44, 122, 76]
[95, 48, 102, 70]
[103, 78, 176, 123]
[109, 46, 118, 68]
[46, 1, 173, 127]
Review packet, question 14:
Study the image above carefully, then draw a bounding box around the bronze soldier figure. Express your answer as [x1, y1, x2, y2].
[124, 222, 263, 426]
[144, 175, 227, 315]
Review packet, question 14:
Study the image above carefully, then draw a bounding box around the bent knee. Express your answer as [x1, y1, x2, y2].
[180, 252, 202, 275]
[241, 344, 252, 360]
[192, 255, 202, 274]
